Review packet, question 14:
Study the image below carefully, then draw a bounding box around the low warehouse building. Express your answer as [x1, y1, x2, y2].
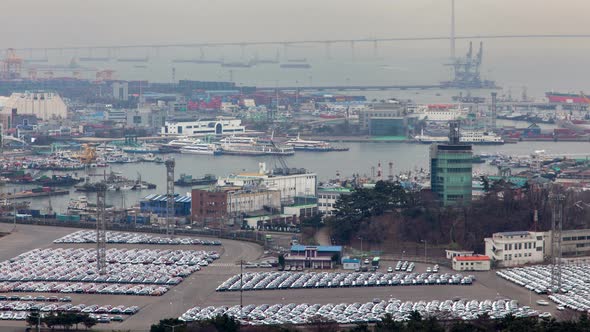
[452, 255, 491, 271]
[284, 245, 342, 269]
[341, 257, 361, 270]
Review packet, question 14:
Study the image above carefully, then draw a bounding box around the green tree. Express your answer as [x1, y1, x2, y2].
[375, 313, 403, 332]
[278, 254, 285, 268]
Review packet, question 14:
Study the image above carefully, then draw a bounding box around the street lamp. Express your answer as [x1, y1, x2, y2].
[163, 323, 184, 332]
[402, 250, 405, 261]
[421, 240, 428, 262]
[358, 236, 363, 254]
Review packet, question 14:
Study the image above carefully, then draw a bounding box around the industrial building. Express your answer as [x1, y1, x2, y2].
[140, 194, 192, 217]
[547, 229, 590, 263]
[161, 117, 245, 136]
[430, 123, 473, 206]
[191, 187, 281, 225]
[284, 245, 343, 269]
[112, 82, 129, 101]
[1, 92, 67, 120]
[484, 231, 548, 268]
[358, 101, 418, 137]
[126, 106, 166, 133]
[218, 163, 317, 204]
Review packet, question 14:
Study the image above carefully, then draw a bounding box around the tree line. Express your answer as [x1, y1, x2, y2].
[326, 179, 590, 253]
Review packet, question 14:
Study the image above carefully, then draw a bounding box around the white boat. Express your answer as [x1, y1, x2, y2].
[219, 136, 294, 156]
[414, 129, 504, 145]
[180, 143, 220, 155]
[163, 137, 204, 150]
[285, 134, 348, 152]
[119, 184, 134, 191]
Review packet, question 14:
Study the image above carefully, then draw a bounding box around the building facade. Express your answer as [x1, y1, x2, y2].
[284, 245, 342, 269]
[317, 187, 351, 216]
[139, 194, 192, 217]
[430, 143, 473, 206]
[452, 255, 491, 271]
[191, 187, 281, 225]
[1, 92, 67, 120]
[126, 107, 166, 132]
[112, 82, 129, 101]
[484, 231, 547, 267]
[218, 166, 317, 205]
[161, 117, 245, 136]
[359, 101, 405, 131]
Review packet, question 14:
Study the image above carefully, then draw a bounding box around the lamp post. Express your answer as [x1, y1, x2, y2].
[421, 240, 428, 262]
[358, 236, 363, 254]
[163, 323, 183, 332]
[402, 250, 405, 261]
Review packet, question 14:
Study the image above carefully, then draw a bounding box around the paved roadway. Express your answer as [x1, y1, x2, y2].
[0, 224, 562, 331]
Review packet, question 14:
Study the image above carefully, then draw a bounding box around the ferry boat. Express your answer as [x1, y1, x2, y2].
[180, 143, 221, 155]
[174, 174, 217, 187]
[219, 136, 294, 156]
[122, 144, 160, 154]
[414, 130, 504, 145]
[285, 135, 349, 152]
[162, 137, 204, 150]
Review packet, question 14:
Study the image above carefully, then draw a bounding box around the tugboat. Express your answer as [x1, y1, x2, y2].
[174, 174, 217, 187]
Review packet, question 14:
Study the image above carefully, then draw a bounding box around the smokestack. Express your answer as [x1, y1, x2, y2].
[491, 92, 497, 129]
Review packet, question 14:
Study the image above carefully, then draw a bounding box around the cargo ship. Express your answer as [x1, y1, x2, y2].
[33, 175, 84, 187]
[546, 92, 590, 104]
[174, 174, 217, 187]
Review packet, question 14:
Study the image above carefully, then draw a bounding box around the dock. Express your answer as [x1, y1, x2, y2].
[0, 189, 70, 200]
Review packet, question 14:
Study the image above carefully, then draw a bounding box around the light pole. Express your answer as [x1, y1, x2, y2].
[163, 323, 183, 332]
[358, 236, 363, 255]
[421, 240, 428, 262]
[402, 250, 405, 261]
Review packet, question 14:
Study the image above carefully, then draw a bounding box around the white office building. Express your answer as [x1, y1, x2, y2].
[161, 117, 245, 136]
[484, 231, 548, 268]
[1, 92, 67, 120]
[317, 187, 351, 216]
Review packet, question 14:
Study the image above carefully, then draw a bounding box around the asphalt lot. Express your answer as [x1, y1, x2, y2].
[0, 224, 561, 331]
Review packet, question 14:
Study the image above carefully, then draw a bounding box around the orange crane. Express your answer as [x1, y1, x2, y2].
[1, 48, 23, 79]
[76, 144, 97, 164]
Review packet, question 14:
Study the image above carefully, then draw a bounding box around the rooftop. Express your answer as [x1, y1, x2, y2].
[455, 255, 490, 262]
[143, 194, 191, 203]
[496, 231, 531, 237]
[291, 245, 343, 252]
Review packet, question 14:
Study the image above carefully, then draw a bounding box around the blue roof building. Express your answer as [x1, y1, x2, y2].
[140, 194, 192, 217]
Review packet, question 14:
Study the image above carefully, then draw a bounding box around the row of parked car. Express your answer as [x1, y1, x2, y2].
[0, 295, 71, 302]
[0, 281, 170, 296]
[179, 298, 538, 325]
[0, 248, 218, 287]
[497, 264, 590, 311]
[53, 230, 222, 246]
[0, 302, 139, 314]
[216, 271, 475, 292]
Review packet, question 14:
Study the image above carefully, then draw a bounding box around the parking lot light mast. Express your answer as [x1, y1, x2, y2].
[240, 259, 243, 318]
[163, 323, 183, 332]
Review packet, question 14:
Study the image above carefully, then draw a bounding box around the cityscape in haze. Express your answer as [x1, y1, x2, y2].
[0, 1, 589, 331]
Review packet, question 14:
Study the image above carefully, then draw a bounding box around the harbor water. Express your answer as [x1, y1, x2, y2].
[10, 140, 590, 213]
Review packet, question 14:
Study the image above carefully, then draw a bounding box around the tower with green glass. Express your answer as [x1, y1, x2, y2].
[430, 122, 473, 206]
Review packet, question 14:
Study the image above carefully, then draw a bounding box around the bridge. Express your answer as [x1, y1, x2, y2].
[9, 33, 590, 53]
[257, 84, 443, 92]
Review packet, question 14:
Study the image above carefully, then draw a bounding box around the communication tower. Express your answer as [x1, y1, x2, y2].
[165, 159, 176, 238]
[448, 121, 461, 145]
[550, 192, 565, 292]
[95, 182, 107, 275]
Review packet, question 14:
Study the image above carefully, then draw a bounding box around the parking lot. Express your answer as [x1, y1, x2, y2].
[0, 223, 563, 331]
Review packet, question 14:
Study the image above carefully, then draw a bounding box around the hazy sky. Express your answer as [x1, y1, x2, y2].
[3, 0, 590, 48]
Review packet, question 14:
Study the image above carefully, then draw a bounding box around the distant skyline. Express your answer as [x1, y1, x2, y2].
[3, 0, 590, 48]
